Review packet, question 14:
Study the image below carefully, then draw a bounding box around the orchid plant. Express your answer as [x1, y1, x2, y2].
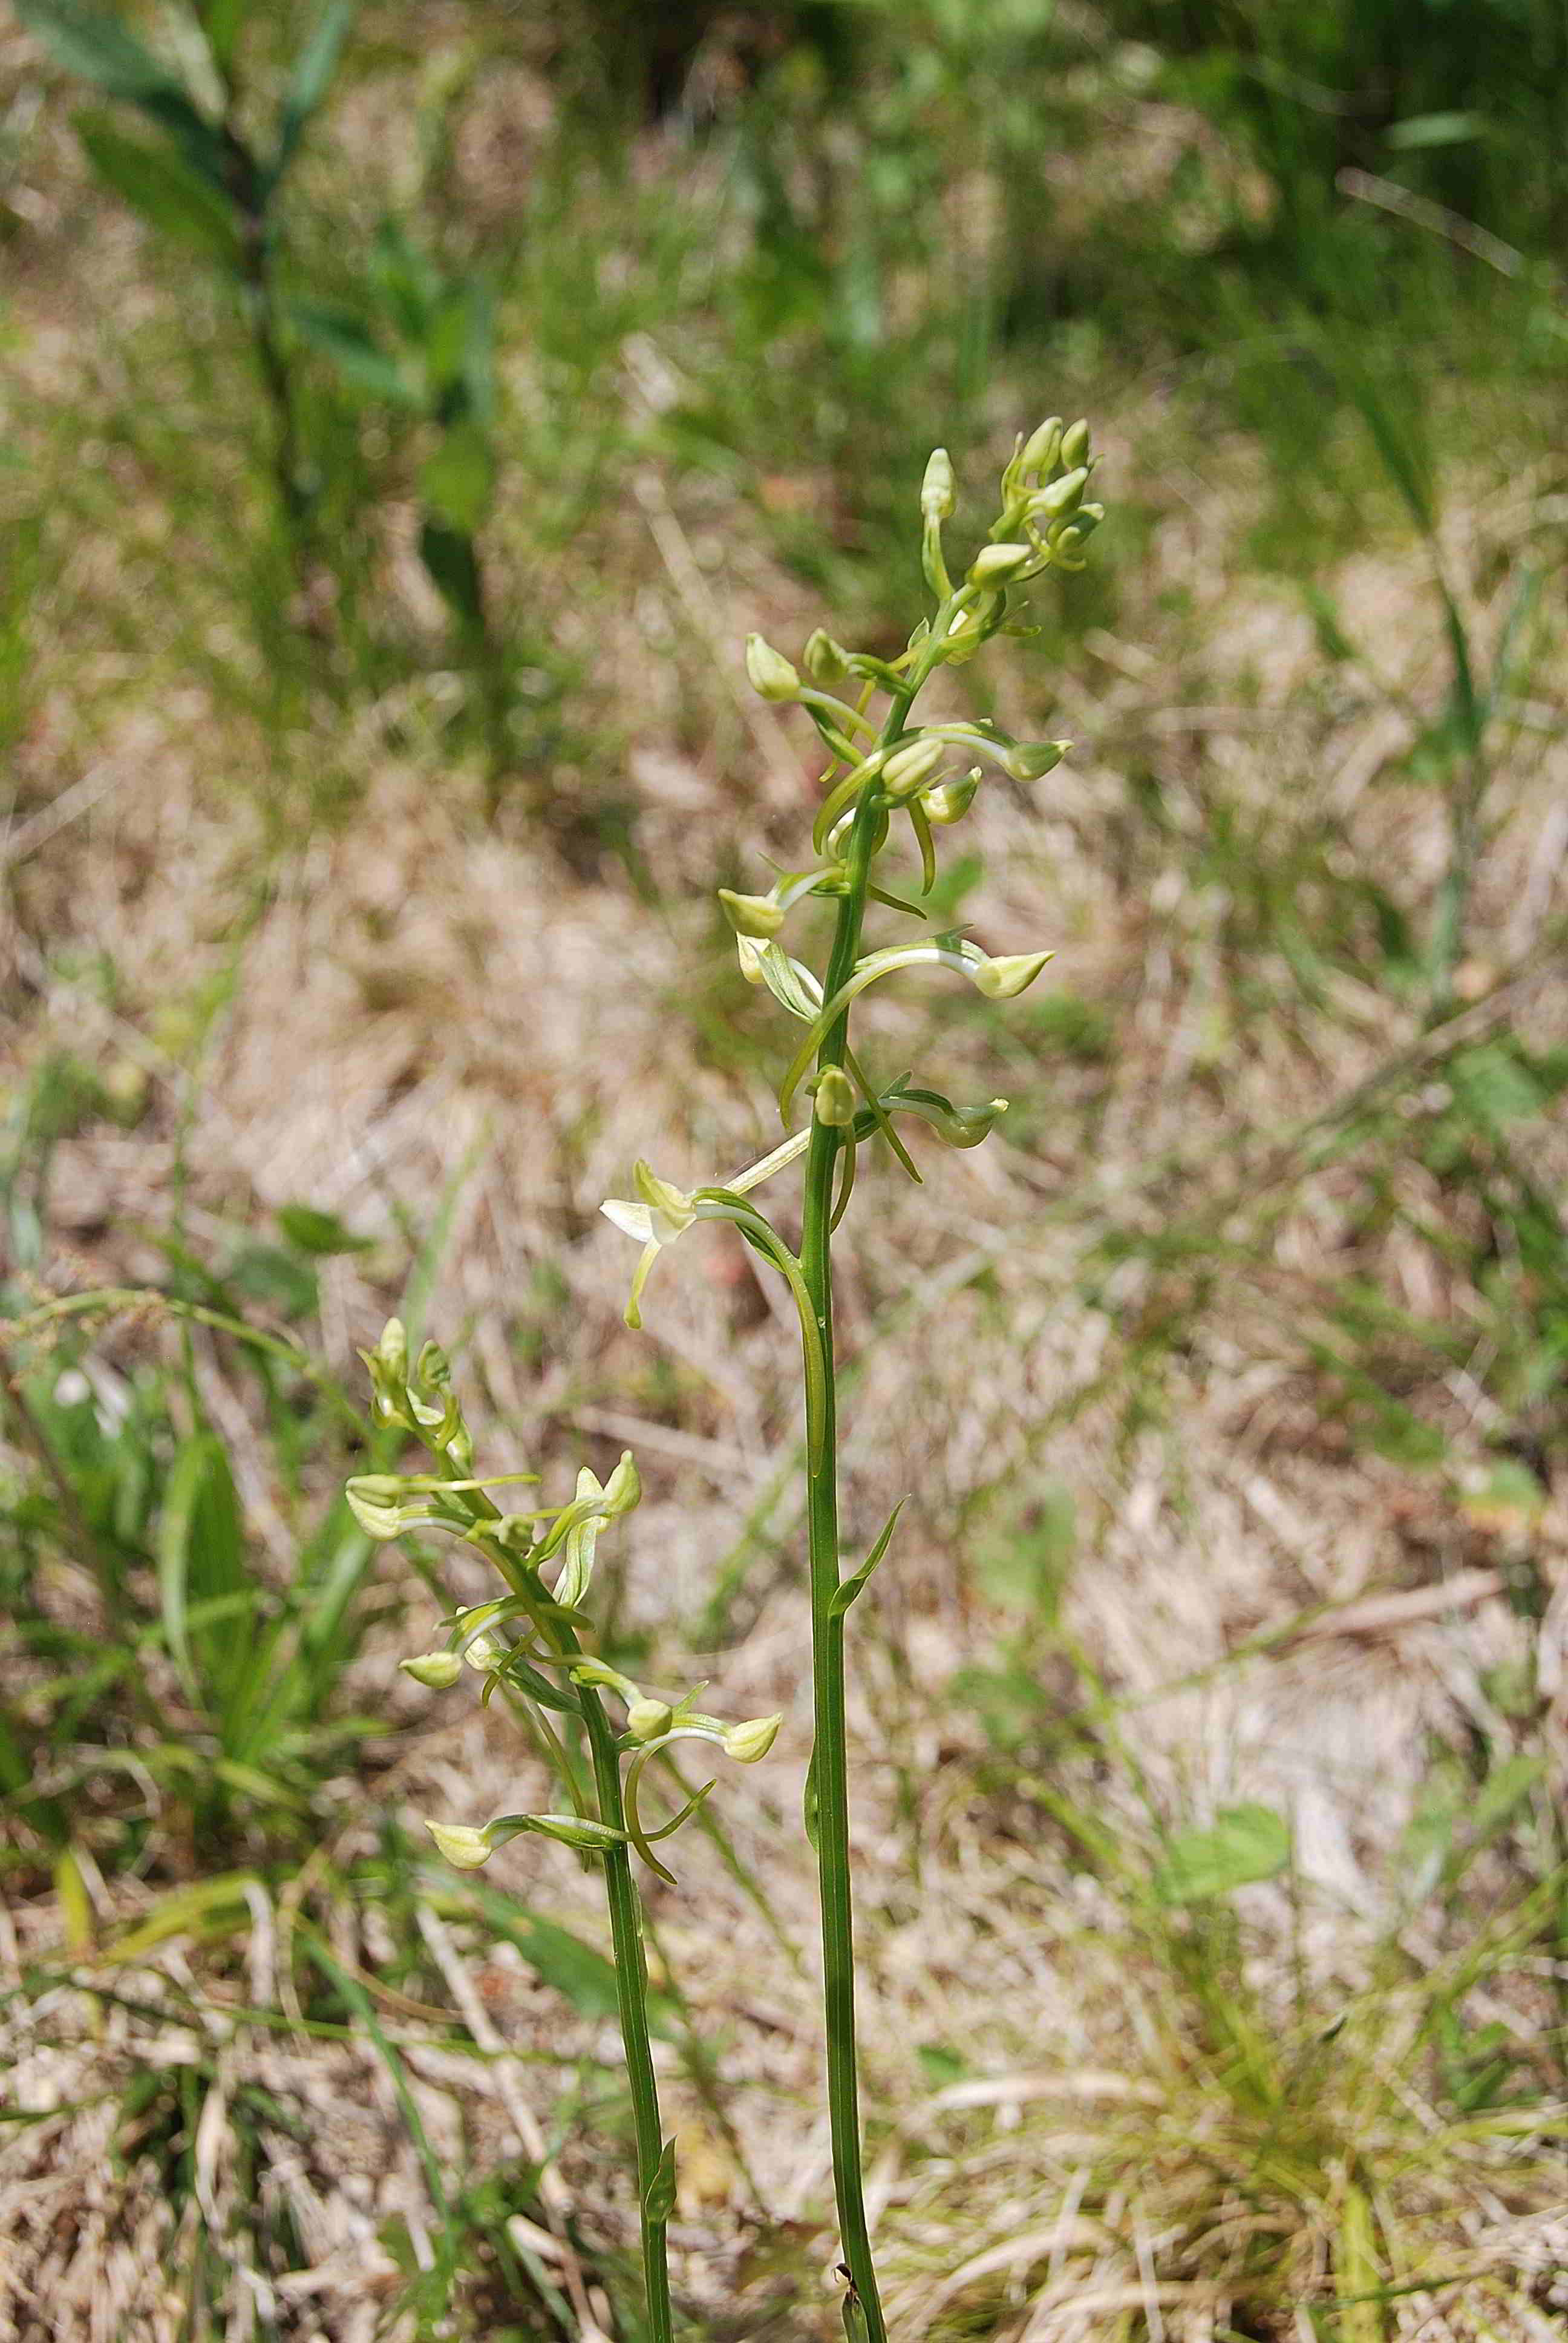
[602, 418, 1105, 2339]
[347, 1322, 780, 2343]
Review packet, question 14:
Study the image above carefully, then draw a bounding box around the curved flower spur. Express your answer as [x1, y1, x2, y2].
[347, 1319, 780, 2343]
[603, 422, 1107, 2341]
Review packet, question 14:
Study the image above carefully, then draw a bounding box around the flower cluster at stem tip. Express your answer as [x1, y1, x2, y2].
[601, 415, 1106, 1328]
[348, 1318, 782, 1882]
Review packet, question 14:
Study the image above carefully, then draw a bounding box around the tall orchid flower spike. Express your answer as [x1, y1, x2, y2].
[604, 413, 1106, 2343]
[345, 1345, 789, 2343]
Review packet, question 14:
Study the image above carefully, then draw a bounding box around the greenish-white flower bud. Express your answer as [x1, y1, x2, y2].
[346, 1475, 422, 1542]
[400, 1651, 463, 1689]
[462, 1627, 508, 1672]
[968, 542, 1034, 588]
[1059, 418, 1091, 470]
[1051, 509, 1102, 554]
[922, 772, 981, 825]
[374, 1317, 408, 1382]
[803, 628, 852, 683]
[724, 1712, 783, 1764]
[1019, 416, 1063, 476]
[920, 447, 955, 521]
[971, 949, 1054, 1001]
[601, 1450, 642, 1519]
[426, 1820, 492, 1869]
[1004, 740, 1071, 782]
[745, 634, 800, 703]
[811, 1067, 856, 1127]
[627, 1697, 675, 1742]
[717, 886, 785, 940]
[881, 735, 947, 799]
[1029, 466, 1088, 520]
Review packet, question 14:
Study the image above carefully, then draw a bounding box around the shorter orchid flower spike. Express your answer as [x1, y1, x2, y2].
[717, 886, 785, 940]
[745, 634, 800, 702]
[724, 1712, 783, 1764]
[426, 1820, 492, 1870]
[400, 1651, 463, 1689]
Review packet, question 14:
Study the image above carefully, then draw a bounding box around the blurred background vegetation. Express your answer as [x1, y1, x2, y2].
[1, 4, 1566, 2339]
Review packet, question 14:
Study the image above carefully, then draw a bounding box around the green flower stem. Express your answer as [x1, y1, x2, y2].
[471, 1515, 673, 2343]
[582, 1691, 675, 2343]
[797, 676, 923, 2343]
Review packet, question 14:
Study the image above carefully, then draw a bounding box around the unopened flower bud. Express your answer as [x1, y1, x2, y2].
[803, 628, 852, 683]
[881, 735, 947, 799]
[627, 1697, 675, 1742]
[462, 1627, 508, 1672]
[971, 949, 1055, 1001]
[968, 542, 1034, 588]
[400, 1651, 463, 1689]
[724, 1712, 783, 1764]
[374, 1317, 408, 1381]
[920, 447, 955, 521]
[1059, 418, 1091, 469]
[922, 771, 981, 825]
[426, 1820, 492, 1870]
[1019, 416, 1063, 476]
[717, 886, 785, 940]
[601, 1450, 642, 1518]
[1051, 509, 1102, 555]
[811, 1067, 856, 1127]
[1004, 740, 1071, 781]
[1029, 466, 1088, 520]
[745, 634, 800, 703]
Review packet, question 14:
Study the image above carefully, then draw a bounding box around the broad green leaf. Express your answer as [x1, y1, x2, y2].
[77, 114, 240, 269]
[420, 421, 494, 535]
[418, 518, 484, 627]
[18, 0, 184, 100]
[1152, 1804, 1292, 1905]
[286, 300, 417, 403]
[276, 1200, 376, 1255]
[273, 0, 357, 179]
[464, 1886, 676, 2035]
[200, 0, 250, 75]
[157, 1432, 252, 1716]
